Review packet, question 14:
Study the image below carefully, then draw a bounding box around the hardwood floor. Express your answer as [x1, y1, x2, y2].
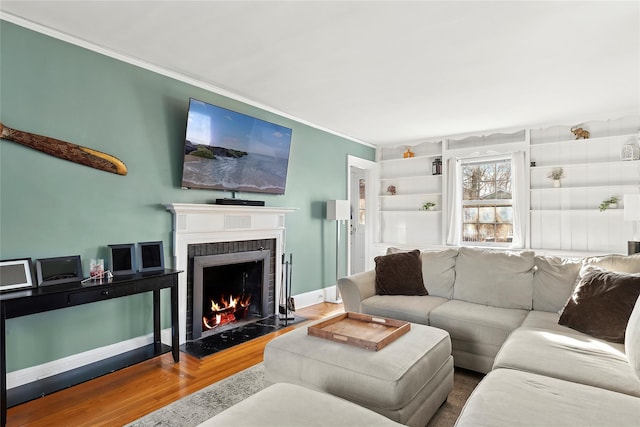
[6, 302, 344, 427]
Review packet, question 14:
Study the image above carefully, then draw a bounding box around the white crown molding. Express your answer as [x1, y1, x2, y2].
[0, 12, 375, 149]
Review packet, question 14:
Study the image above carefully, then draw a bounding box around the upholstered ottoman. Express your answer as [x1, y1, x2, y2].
[264, 320, 453, 427]
[198, 383, 404, 426]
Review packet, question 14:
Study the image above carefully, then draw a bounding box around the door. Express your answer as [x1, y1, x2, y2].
[347, 156, 378, 275]
[350, 168, 366, 274]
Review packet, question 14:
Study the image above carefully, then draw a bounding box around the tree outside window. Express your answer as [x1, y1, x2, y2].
[461, 159, 513, 244]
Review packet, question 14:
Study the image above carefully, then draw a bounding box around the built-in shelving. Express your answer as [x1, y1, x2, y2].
[529, 117, 640, 253]
[377, 141, 443, 245]
[376, 116, 640, 254]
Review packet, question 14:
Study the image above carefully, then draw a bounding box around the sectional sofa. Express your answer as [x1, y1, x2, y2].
[337, 247, 640, 426]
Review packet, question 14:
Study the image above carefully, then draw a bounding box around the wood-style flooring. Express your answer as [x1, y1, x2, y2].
[6, 302, 344, 427]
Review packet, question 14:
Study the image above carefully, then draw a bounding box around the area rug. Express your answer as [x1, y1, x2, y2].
[128, 363, 483, 427]
[126, 364, 266, 427]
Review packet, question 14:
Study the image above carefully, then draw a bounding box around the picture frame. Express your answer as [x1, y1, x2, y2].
[0, 258, 36, 293]
[109, 243, 136, 276]
[138, 241, 165, 273]
[36, 255, 83, 286]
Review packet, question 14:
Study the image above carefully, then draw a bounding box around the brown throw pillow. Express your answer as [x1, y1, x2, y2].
[558, 267, 640, 343]
[374, 249, 427, 296]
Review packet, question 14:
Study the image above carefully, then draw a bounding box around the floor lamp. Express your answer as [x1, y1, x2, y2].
[624, 194, 640, 255]
[327, 200, 350, 303]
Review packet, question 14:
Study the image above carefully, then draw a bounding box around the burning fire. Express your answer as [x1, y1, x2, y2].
[203, 293, 251, 330]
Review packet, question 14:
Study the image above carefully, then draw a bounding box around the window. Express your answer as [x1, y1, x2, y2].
[461, 158, 513, 244]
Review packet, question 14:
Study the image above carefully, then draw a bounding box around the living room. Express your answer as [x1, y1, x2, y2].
[1, 2, 639, 426]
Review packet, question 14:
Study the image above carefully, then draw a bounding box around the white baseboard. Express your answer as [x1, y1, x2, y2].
[291, 288, 325, 309]
[7, 328, 172, 389]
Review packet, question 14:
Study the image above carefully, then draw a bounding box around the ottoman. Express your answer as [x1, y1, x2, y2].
[198, 383, 404, 426]
[264, 320, 453, 427]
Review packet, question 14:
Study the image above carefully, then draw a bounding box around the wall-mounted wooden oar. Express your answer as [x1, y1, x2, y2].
[0, 122, 128, 176]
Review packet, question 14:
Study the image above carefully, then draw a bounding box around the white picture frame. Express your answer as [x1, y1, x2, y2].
[0, 258, 35, 292]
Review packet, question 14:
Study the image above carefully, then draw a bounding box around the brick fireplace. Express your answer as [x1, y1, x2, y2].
[165, 203, 296, 344]
[188, 240, 275, 340]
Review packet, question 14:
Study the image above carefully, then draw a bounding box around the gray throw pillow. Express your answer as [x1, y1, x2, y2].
[374, 249, 427, 296]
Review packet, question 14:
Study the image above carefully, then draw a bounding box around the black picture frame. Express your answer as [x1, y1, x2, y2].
[0, 258, 36, 293]
[36, 255, 83, 286]
[109, 243, 136, 276]
[138, 241, 164, 273]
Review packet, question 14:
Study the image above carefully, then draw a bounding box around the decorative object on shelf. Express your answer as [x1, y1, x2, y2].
[36, 255, 83, 286]
[547, 167, 565, 187]
[0, 122, 128, 176]
[570, 126, 590, 140]
[387, 185, 397, 195]
[624, 194, 640, 255]
[432, 157, 442, 175]
[620, 138, 640, 161]
[326, 200, 350, 303]
[599, 196, 620, 211]
[403, 147, 414, 158]
[421, 201, 436, 211]
[530, 161, 536, 167]
[0, 258, 35, 293]
[89, 258, 105, 280]
[108, 243, 137, 276]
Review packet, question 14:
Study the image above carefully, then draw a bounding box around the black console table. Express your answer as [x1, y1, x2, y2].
[0, 269, 180, 427]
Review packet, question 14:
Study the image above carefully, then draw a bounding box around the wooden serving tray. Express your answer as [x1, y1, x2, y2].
[307, 312, 410, 351]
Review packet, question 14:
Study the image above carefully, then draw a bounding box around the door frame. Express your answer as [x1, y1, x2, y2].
[347, 155, 379, 275]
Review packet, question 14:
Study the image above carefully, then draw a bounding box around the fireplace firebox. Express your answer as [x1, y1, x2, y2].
[192, 250, 270, 340]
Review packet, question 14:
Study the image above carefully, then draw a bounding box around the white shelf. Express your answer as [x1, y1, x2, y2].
[530, 133, 638, 146]
[379, 154, 440, 164]
[379, 192, 442, 198]
[531, 160, 640, 168]
[380, 174, 443, 181]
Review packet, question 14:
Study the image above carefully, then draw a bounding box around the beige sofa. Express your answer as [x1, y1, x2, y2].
[338, 247, 640, 426]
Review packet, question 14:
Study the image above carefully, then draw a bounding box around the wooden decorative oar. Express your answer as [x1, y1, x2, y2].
[0, 122, 128, 176]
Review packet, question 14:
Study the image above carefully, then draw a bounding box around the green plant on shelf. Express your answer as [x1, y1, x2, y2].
[599, 196, 620, 212]
[422, 202, 436, 211]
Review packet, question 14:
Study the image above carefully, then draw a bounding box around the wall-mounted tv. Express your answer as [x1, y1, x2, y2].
[181, 98, 293, 195]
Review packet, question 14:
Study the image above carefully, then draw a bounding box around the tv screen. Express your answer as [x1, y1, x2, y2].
[181, 98, 293, 195]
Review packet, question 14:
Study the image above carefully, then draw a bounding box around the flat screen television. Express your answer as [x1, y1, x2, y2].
[181, 98, 293, 195]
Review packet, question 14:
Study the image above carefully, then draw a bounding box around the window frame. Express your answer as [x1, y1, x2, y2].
[460, 156, 514, 247]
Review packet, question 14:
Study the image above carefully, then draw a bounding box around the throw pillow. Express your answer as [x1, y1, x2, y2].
[558, 267, 640, 343]
[374, 249, 427, 296]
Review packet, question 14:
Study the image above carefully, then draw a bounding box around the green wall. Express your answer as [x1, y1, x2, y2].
[0, 21, 374, 372]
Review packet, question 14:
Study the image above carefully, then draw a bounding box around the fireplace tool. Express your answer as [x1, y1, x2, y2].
[279, 253, 295, 323]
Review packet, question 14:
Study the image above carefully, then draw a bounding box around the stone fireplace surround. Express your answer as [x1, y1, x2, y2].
[165, 203, 297, 344]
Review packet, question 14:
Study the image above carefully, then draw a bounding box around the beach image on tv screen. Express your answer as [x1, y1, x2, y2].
[181, 99, 292, 195]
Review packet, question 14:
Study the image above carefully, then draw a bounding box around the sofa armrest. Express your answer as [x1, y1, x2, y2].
[337, 270, 377, 313]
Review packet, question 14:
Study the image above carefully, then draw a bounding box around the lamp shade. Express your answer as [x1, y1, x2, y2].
[624, 194, 640, 221]
[327, 200, 350, 221]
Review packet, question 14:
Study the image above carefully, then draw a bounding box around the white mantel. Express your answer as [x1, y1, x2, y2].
[165, 203, 297, 344]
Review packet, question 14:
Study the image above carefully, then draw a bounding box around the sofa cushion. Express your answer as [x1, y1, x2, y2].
[558, 267, 640, 343]
[626, 295, 640, 381]
[361, 295, 449, 325]
[429, 300, 528, 373]
[532, 255, 582, 312]
[455, 369, 640, 427]
[453, 247, 535, 309]
[420, 249, 458, 298]
[374, 250, 427, 296]
[582, 252, 640, 273]
[493, 327, 640, 397]
[520, 310, 586, 336]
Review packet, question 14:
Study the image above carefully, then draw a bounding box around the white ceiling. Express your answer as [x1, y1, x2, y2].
[1, 1, 639, 146]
